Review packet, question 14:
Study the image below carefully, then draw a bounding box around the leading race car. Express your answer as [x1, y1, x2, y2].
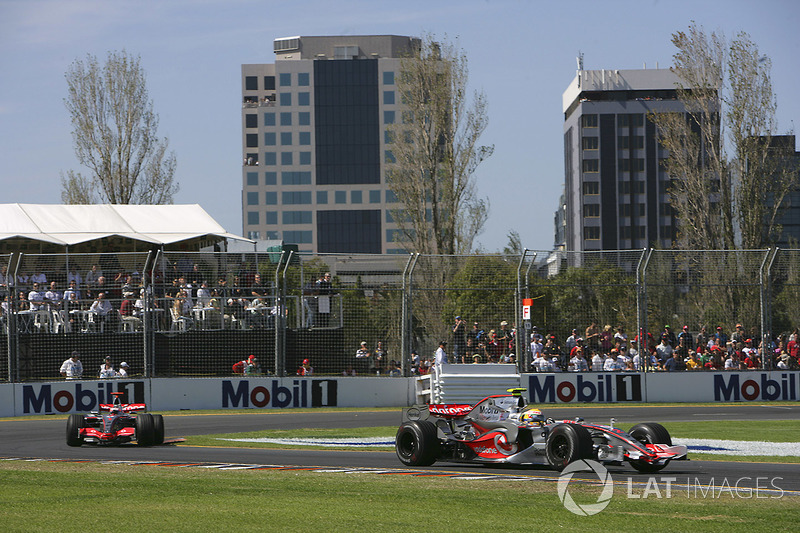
[66, 392, 164, 447]
[395, 388, 687, 473]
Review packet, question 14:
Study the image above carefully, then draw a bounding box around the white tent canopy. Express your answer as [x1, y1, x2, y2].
[0, 204, 249, 246]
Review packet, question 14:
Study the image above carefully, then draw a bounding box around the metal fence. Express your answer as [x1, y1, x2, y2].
[1, 248, 798, 382]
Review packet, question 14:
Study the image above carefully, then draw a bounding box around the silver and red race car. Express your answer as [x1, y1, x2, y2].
[66, 392, 164, 447]
[395, 389, 687, 473]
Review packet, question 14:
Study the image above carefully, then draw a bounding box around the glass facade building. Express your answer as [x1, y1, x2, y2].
[241, 35, 420, 253]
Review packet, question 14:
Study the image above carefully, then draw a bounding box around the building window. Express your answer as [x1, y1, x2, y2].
[281, 152, 293, 165]
[298, 72, 310, 86]
[264, 113, 276, 126]
[245, 114, 257, 128]
[335, 191, 346, 204]
[385, 150, 396, 164]
[247, 230, 260, 240]
[263, 152, 277, 165]
[582, 159, 599, 172]
[265, 172, 277, 185]
[266, 230, 279, 240]
[264, 76, 275, 90]
[582, 137, 598, 150]
[334, 45, 359, 59]
[383, 91, 395, 105]
[279, 93, 291, 106]
[246, 192, 259, 205]
[317, 191, 328, 204]
[281, 171, 311, 185]
[618, 136, 644, 150]
[298, 92, 310, 106]
[265, 211, 278, 225]
[283, 211, 313, 224]
[245, 76, 258, 91]
[246, 172, 259, 186]
[279, 73, 291, 86]
[383, 71, 395, 85]
[584, 226, 600, 240]
[299, 112, 310, 125]
[583, 182, 599, 195]
[384, 111, 395, 124]
[299, 132, 311, 145]
[584, 203, 600, 217]
[281, 132, 292, 145]
[351, 190, 363, 204]
[386, 190, 399, 203]
[264, 132, 276, 146]
[280, 112, 292, 126]
[246, 134, 258, 148]
[299, 151, 311, 165]
[384, 130, 394, 144]
[283, 230, 313, 244]
[265, 192, 277, 205]
[247, 211, 259, 225]
[369, 190, 381, 203]
[581, 114, 598, 128]
[282, 191, 312, 204]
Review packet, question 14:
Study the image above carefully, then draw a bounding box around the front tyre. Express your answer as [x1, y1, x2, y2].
[628, 422, 672, 473]
[395, 421, 440, 466]
[66, 414, 85, 447]
[545, 424, 593, 471]
[136, 413, 155, 446]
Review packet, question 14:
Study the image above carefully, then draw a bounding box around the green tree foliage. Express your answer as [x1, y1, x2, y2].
[62, 50, 178, 204]
[387, 34, 493, 254]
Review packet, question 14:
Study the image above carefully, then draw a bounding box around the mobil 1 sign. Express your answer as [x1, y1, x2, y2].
[527, 373, 642, 403]
[222, 378, 337, 409]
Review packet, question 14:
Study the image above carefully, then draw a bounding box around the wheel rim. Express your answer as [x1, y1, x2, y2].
[550, 434, 571, 462]
[397, 431, 416, 459]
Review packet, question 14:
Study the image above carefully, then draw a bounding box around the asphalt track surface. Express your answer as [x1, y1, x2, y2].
[2, 404, 799, 493]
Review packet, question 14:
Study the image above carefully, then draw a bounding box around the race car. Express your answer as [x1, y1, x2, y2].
[66, 392, 164, 447]
[395, 388, 687, 473]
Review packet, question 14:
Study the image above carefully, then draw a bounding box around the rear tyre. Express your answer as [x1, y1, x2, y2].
[152, 414, 165, 445]
[395, 421, 440, 466]
[66, 414, 85, 447]
[136, 413, 155, 446]
[545, 423, 593, 471]
[629, 422, 672, 473]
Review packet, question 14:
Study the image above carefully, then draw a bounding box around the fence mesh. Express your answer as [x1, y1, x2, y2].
[0, 249, 795, 382]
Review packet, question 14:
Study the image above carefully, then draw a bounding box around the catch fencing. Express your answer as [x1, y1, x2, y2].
[0, 248, 797, 382]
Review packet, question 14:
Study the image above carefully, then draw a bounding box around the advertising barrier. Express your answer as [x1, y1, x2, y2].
[1, 372, 798, 417]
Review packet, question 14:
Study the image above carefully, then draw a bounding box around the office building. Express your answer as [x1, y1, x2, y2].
[241, 35, 420, 253]
[561, 68, 689, 251]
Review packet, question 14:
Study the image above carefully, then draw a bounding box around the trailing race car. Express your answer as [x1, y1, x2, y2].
[395, 388, 687, 473]
[66, 392, 164, 447]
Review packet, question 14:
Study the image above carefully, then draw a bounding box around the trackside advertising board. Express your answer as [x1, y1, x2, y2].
[1, 377, 414, 416]
[525, 371, 800, 403]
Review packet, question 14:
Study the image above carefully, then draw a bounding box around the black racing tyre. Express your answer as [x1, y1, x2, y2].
[629, 423, 672, 446]
[136, 413, 155, 446]
[152, 414, 165, 445]
[395, 421, 440, 466]
[545, 423, 593, 471]
[66, 414, 85, 447]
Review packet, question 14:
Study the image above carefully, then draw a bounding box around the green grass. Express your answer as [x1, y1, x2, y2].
[0, 461, 797, 532]
[181, 420, 800, 463]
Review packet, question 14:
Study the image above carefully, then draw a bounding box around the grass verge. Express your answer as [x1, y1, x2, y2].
[0, 461, 796, 533]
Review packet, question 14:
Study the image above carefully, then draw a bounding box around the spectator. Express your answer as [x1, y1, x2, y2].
[45, 281, 63, 311]
[714, 326, 728, 347]
[466, 322, 483, 353]
[452, 316, 467, 363]
[435, 340, 448, 365]
[662, 325, 677, 347]
[600, 324, 614, 352]
[388, 361, 402, 377]
[530, 334, 544, 366]
[63, 280, 82, 302]
[374, 341, 388, 374]
[342, 366, 357, 376]
[565, 328, 580, 353]
[99, 356, 115, 378]
[315, 272, 333, 327]
[410, 349, 420, 374]
[678, 325, 692, 346]
[497, 321, 512, 357]
[685, 352, 702, 370]
[655, 336, 673, 365]
[28, 282, 46, 311]
[664, 352, 686, 372]
[355, 341, 371, 374]
[116, 362, 129, 378]
[532, 352, 553, 372]
[591, 350, 604, 372]
[695, 326, 709, 351]
[530, 325, 544, 344]
[89, 292, 118, 330]
[604, 350, 621, 371]
[731, 323, 745, 346]
[584, 321, 600, 351]
[297, 358, 313, 376]
[472, 354, 482, 364]
[613, 326, 628, 349]
[569, 348, 588, 372]
[60, 351, 83, 379]
[232, 354, 257, 375]
[244, 356, 261, 375]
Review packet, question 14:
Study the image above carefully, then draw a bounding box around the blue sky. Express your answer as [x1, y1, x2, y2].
[1, 0, 798, 251]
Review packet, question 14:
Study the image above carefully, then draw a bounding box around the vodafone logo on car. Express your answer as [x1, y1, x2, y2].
[428, 404, 472, 416]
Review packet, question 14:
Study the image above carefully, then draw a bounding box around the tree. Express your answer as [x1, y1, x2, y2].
[62, 50, 178, 204]
[653, 23, 794, 250]
[386, 34, 493, 254]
